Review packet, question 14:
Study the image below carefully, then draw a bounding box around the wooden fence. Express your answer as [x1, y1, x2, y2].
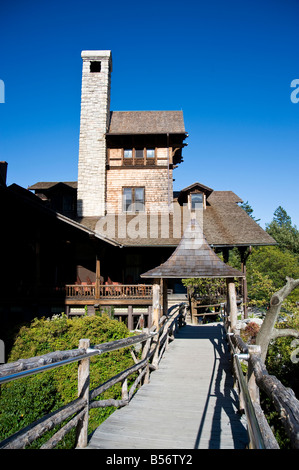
[0, 304, 186, 449]
[224, 312, 299, 449]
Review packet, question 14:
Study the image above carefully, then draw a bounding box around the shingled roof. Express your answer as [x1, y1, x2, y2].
[140, 218, 245, 279]
[77, 189, 276, 248]
[28, 182, 77, 190]
[108, 111, 185, 135]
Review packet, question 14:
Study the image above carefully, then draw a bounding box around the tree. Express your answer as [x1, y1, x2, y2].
[273, 206, 292, 228]
[240, 200, 260, 223]
[247, 246, 299, 293]
[256, 277, 299, 362]
[266, 207, 299, 255]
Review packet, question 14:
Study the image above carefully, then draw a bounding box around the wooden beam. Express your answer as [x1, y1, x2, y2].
[95, 257, 101, 299]
[75, 339, 90, 449]
[226, 278, 238, 332]
[152, 282, 161, 329]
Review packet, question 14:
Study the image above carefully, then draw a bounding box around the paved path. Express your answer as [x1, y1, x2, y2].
[87, 323, 248, 449]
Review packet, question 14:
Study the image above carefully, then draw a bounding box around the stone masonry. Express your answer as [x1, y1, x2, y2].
[77, 50, 112, 217]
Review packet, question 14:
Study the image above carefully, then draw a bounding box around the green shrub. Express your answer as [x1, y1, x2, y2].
[0, 313, 135, 448]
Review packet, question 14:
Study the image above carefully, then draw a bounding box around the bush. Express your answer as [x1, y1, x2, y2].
[240, 321, 260, 344]
[0, 313, 134, 448]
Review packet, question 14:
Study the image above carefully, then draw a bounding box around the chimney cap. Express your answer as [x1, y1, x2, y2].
[81, 50, 111, 59]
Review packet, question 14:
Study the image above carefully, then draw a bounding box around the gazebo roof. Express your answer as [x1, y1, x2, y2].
[141, 217, 245, 279]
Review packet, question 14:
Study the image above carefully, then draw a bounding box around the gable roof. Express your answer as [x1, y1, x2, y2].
[177, 182, 214, 204]
[108, 111, 185, 135]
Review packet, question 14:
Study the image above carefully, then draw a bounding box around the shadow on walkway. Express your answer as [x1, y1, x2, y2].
[175, 323, 248, 449]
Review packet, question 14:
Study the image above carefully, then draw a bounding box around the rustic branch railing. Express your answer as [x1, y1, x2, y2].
[65, 284, 152, 299]
[223, 312, 299, 449]
[0, 304, 185, 450]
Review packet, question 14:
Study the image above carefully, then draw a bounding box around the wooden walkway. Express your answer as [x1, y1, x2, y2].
[87, 323, 248, 449]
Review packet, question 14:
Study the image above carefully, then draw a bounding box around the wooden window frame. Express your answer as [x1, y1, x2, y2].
[122, 148, 156, 166]
[189, 192, 205, 211]
[122, 187, 145, 213]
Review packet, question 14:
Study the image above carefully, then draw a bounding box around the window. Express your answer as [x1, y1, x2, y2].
[134, 188, 145, 212]
[124, 149, 133, 158]
[146, 149, 155, 158]
[191, 193, 203, 210]
[135, 149, 144, 159]
[122, 148, 155, 162]
[63, 195, 73, 212]
[123, 188, 132, 212]
[123, 187, 145, 213]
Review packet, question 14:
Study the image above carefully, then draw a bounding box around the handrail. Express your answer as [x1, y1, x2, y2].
[0, 303, 186, 449]
[233, 352, 266, 449]
[225, 327, 266, 449]
[0, 332, 156, 386]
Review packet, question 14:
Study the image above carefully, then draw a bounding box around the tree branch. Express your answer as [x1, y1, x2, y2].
[256, 277, 299, 362]
[271, 328, 299, 341]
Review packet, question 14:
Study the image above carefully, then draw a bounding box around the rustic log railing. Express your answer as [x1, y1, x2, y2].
[65, 284, 152, 300]
[0, 304, 185, 450]
[223, 312, 299, 449]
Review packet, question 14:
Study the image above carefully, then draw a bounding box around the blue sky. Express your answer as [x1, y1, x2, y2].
[0, 0, 299, 228]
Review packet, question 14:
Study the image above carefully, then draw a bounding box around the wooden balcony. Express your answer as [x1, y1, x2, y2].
[65, 283, 153, 306]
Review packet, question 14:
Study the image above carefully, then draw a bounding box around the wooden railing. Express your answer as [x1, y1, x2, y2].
[223, 312, 299, 449]
[65, 284, 152, 300]
[0, 304, 186, 449]
[65, 284, 95, 298]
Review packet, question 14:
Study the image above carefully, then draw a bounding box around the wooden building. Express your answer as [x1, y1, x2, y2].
[1, 50, 276, 327]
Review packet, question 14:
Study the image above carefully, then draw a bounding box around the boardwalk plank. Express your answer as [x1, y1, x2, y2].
[87, 323, 248, 450]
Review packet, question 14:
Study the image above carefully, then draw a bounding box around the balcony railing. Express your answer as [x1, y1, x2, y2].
[65, 284, 152, 300]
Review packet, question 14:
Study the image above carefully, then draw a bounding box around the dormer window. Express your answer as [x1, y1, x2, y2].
[177, 183, 213, 210]
[191, 193, 203, 210]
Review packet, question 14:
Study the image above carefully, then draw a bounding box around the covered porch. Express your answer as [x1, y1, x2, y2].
[141, 217, 245, 329]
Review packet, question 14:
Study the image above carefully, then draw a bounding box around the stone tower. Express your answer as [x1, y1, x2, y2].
[77, 50, 112, 217]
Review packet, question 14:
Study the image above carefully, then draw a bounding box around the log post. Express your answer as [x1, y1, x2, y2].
[162, 279, 168, 318]
[127, 306, 133, 331]
[247, 345, 261, 404]
[76, 339, 90, 448]
[95, 257, 101, 299]
[152, 282, 161, 329]
[122, 379, 128, 402]
[239, 246, 251, 319]
[226, 278, 238, 332]
[191, 297, 198, 325]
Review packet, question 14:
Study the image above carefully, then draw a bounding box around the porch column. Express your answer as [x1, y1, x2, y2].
[127, 305, 133, 331]
[95, 256, 101, 299]
[238, 246, 251, 319]
[161, 278, 168, 318]
[226, 277, 238, 332]
[152, 280, 161, 329]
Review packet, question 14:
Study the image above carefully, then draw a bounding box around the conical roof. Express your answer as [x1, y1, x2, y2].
[141, 218, 245, 279]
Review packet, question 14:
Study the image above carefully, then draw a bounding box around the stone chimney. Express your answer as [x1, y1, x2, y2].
[0, 161, 8, 187]
[77, 50, 112, 217]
